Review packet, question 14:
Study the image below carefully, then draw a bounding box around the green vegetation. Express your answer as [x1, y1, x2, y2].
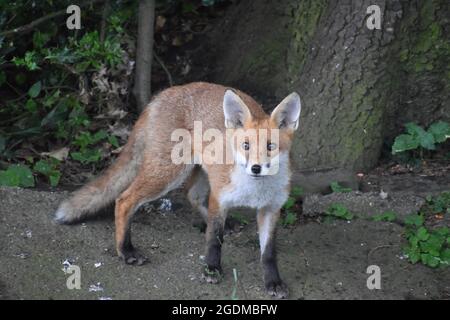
[392, 121, 449, 155]
[372, 210, 397, 222]
[424, 191, 450, 215]
[403, 213, 449, 268]
[330, 181, 352, 193]
[230, 212, 249, 226]
[324, 203, 355, 221]
[33, 158, 61, 187]
[281, 186, 303, 227]
[0, 1, 135, 187]
[0, 1, 228, 188]
[402, 192, 450, 268]
[0, 164, 35, 187]
[322, 193, 449, 268]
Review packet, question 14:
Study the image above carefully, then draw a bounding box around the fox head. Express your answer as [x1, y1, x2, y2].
[223, 90, 301, 177]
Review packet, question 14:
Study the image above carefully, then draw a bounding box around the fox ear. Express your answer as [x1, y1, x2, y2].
[223, 89, 252, 128]
[271, 92, 301, 130]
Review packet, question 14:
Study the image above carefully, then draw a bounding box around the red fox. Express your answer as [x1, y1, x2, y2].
[55, 82, 301, 299]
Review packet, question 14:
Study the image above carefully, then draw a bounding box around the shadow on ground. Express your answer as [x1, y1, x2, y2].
[0, 187, 449, 300]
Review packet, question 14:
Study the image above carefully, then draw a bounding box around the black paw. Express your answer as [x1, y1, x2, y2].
[265, 280, 289, 299]
[224, 216, 244, 234]
[119, 249, 147, 266]
[202, 266, 222, 284]
[192, 218, 207, 233]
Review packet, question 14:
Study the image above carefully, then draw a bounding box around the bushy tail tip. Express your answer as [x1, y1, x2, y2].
[53, 201, 80, 224]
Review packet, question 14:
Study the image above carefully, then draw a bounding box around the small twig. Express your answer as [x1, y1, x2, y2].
[4, 81, 23, 96]
[4, 0, 31, 26]
[186, 24, 213, 35]
[0, 113, 29, 126]
[0, 62, 15, 70]
[4, 138, 24, 153]
[154, 52, 173, 87]
[236, 270, 249, 300]
[367, 244, 399, 263]
[99, 0, 111, 43]
[0, 0, 106, 37]
[45, 85, 78, 92]
[3, 92, 29, 104]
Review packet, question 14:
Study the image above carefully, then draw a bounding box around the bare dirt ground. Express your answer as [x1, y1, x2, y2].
[1, 182, 449, 300]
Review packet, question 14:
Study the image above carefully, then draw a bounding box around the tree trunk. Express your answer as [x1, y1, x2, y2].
[133, 0, 155, 113]
[202, 0, 449, 191]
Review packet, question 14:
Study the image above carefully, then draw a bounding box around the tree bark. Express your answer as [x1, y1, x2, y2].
[133, 0, 155, 113]
[201, 0, 449, 191]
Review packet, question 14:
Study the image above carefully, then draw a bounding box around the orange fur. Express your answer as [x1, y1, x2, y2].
[55, 82, 301, 298]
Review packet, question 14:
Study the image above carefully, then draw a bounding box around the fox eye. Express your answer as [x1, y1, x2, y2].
[267, 142, 277, 151]
[242, 142, 250, 150]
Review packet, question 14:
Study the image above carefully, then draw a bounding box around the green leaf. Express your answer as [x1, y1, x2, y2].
[391, 134, 419, 154]
[419, 240, 441, 257]
[418, 131, 436, 150]
[71, 149, 102, 164]
[32, 31, 50, 48]
[408, 250, 420, 264]
[33, 160, 52, 175]
[372, 211, 396, 222]
[12, 52, 40, 71]
[424, 192, 450, 214]
[25, 99, 38, 112]
[428, 121, 450, 143]
[405, 245, 421, 264]
[325, 203, 354, 220]
[92, 130, 108, 143]
[290, 186, 303, 198]
[421, 253, 440, 268]
[108, 135, 119, 148]
[28, 81, 42, 98]
[441, 249, 450, 264]
[0, 164, 35, 187]
[41, 103, 68, 128]
[330, 181, 352, 193]
[404, 214, 424, 227]
[409, 236, 419, 248]
[435, 227, 449, 237]
[49, 172, 61, 187]
[230, 212, 248, 225]
[42, 89, 60, 108]
[283, 211, 297, 226]
[405, 123, 426, 137]
[283, 197, 295, 210]
[404, 122, 436, 150]
[417, 227, 429, 241]
[33, 160, 60, 187]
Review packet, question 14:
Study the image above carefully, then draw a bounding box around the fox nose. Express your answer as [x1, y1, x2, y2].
[251, 164, 262, 175]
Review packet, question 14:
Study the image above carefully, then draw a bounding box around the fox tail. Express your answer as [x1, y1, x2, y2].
[54, 136, 142, 224]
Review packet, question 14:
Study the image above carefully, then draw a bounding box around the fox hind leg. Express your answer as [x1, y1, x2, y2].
[185, 168, 240, 234]
[115, 162, 193, 265]
[186, 167, 210, 222]
[202, 192, 227, 284]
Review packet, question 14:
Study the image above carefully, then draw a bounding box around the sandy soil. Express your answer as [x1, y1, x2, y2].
[0, 187, 449, 300]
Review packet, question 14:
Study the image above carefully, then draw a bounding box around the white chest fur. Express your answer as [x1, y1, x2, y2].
[219, 155, 290, 211]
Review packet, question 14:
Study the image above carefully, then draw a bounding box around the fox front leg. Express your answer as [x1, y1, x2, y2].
[257, 208, 288, 299]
